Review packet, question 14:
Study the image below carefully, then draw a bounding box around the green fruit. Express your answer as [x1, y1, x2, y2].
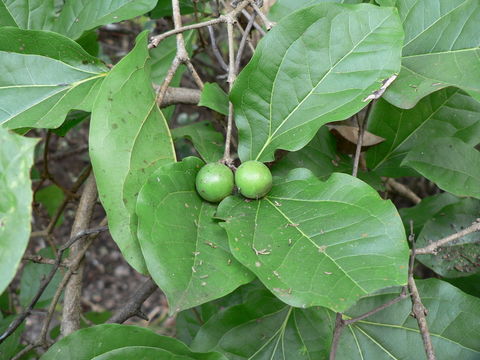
[195, 162, 234, 202]
[235, 160, 272, 199]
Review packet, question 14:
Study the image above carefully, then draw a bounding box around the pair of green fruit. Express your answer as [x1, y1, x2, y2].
[195, 160, 272, 202]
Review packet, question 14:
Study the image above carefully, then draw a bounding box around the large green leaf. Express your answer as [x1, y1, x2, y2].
[402, 137, 480, 199]
[0, 27, 107, 129]
[172, 122, 224, 163]
[231, 3, 403, 162]
[216, 172, 409, 312]
[416, 199, 480, 278]
[191, 288, 333, 359]
[191, 279, 480, 359]
[92, 346, 219, 360]
[40, 324, 227, 360]
[90, 31, 176, 274]
[367, 88, 480, 177]
[384, 0, 480, 108]
[0, 0, 55, 29]
[136, 157, 253, 313]
[52, 0, 157, 40]
[336, 279, 480, 359]
[0, 128, 37, 295]
[269, 0, 362, 22]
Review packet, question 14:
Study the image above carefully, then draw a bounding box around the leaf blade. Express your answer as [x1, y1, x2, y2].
[232, 3, 403, 162]
[0, 128, 37, 294]
[136, 157, 254, 313]
[90, 31, 176, 274]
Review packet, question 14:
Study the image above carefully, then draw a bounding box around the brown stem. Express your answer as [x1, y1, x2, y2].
[158, 87, 202, 107]
[60, 174, 98, 336]
[107, 277, 158, 324]
[408, 222, 436, 360]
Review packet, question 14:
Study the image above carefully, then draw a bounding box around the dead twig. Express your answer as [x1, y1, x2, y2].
[408, 221, 436, 360]
[384, 177, 421, 204]
[415, 220, 480, 255]
[352, 101, 374, 177]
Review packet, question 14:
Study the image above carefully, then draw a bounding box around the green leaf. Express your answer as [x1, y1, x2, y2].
[90, 31, 176, 274]
[136, 157, 253, 313]
[402, 137, 480, 199]
[367, 88, 480, 176]
[0, 316, 24, 359]
[19, 248, 63, 308]
[399, 192, 460, 237]
[35, 185, 65, 226]
[50, 110, 90, 137]
[383, 0, 480, 108]
[446, 273, 480, 298]
[0, 0, 55, 29]
[416, 199, 480, 278]
[269, 0, 362, 22]
[216, 172, 409, 312]
[198, 83, 229, 116]
[40, 324, 227, 360]
[76, 30, 100, 57]
[172, 122, 224, 162]
[375, 0, 396, 5]
[191, 289, 333, 359]
[52, 0, 157, 40]
[231, 3, 403, 162]
[270, 126, 385, 191]
[92, 346, 220, 360]
[270, 126, 350, 179]
[192, 279, 480, 359]
[0, 128, 37, 295]
[336, 279, 480, 359]
[0, 27, 107, 129]
[150, 0, 196, 18]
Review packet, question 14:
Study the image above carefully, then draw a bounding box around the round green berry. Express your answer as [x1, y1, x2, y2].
[235, 160, 272, 199]
[195, 162, 234, 202]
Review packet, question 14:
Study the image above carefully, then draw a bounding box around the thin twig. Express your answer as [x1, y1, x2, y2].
[415, 221, 480, 255]
[107, 277, 158, 324]
[155, 0, 206, 107]
[235, 12, 256, 72]
[328, 289, 409, 359]
[384, 177, 421, 204]
[241, 9, 266, 36]
[249, 1, 275, 30]
[207, 26, 229, 71]
[149, 0, 251, 48]
[352, 101, 374, 177]
[408, 221, 436, 360]
[39, 225, 105, 348]
[22, 254, 68, 267]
